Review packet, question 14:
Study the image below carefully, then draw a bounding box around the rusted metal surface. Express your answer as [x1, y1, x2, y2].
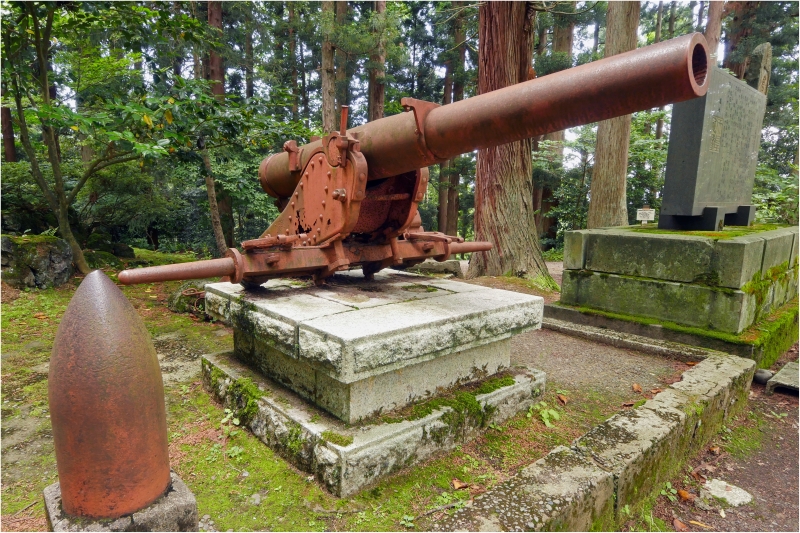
[48, 270, 170, 518]
[259, 33, 709, 197]
[118, 33, 709, 288]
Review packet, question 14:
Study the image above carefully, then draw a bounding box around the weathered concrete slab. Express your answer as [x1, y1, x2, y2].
[206, 270, 543, 422]
[766, 361, 799, 395]
[432, 447, 615, 532]
[202, 351, 546, 498]
[761, 227, 796, 272]
[403, 259, 464, 278]
[563, 229, 591, 270]
[560, 270, 751, 333]
[713, 234, 766, 288]
[703, 479, 753, 506]
[583, 231, 716, 283]
[44, 472, 197, 532]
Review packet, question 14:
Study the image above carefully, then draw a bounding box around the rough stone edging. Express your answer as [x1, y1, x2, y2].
[433, 353, 755, 531]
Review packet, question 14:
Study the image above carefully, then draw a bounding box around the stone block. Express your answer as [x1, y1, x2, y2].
[766, 361, 799, 395]
[584, 231, 715, 282]
[432, 446, 615, 532]
[713, 234, 766, 288]
[791, 228, 799, 267]
[572, 406, 682, 517]
[560, 270, 749, 333]
[202, 351, 546, 497]
[761, 227, 795, 272]
[563, 230, 590, 270]
[206, 270, 543, 421]
[44, 472, 197, 532]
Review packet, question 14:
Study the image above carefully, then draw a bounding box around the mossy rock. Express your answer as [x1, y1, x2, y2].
[168, 279, 216, 315]
[112, 242, 136, 259]
[85, 232, 115, 254]
[1, 234, 73, 289]
[83, 250, 123, 269]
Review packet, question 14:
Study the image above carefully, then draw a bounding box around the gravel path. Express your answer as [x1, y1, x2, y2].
[510, 328, 682, 395]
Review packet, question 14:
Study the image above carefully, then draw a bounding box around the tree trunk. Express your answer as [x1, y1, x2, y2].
[321, 1, 336, 133]
[697, 1, 706, 31]
[467, 2, 549, 282]
[289, 4, 299, 120]
[704, 1, 724, 63]
[300, 39, 309, 124]
[334, 1, 349, 129]
[446, 0, 467, 237]
[368, 1, 386, 122]
[438, 61, 453, 232]
[724, 2, 759, 79]
[655, 1, 665, 140]
[1, 82, 15, 162]
[245, 26, 254, 97]
[669, 1, 676, 37]
[208, 1, 225, 99]
[205, 0, 231, 254]
[587, 1, 640, 229]
[201, 150, 230, 256]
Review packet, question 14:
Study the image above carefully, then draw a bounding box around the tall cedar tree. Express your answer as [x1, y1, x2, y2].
[368, 1, 387, 122]
[321, 1, 336, 133]
[586, 1, 640, 229]
[467, 2, 551, 283]
[202, 0, 231, 256]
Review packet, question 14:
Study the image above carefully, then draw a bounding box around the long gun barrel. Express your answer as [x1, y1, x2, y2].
[120, 33, 709, 288]
[259, 33, 708, 199]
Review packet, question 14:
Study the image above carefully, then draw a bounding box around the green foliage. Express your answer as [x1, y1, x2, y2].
[321, 430, 354, 448]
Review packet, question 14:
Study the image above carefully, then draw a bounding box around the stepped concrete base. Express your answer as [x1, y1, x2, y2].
[202, 351, 546, 498]
[205, 269, 543, 422]
[562, 226, 798, 334]
[44, 472, 197, 532]
[434, 354, 755, 531]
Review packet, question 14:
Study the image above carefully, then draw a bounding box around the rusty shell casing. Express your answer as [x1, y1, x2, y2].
[260, 33, 709, 198]
[48, 270, 170, 519]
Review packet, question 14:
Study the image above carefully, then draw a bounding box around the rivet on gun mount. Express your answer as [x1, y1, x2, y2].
[45, 270, 197, 530]
[118, 33, 709, 288]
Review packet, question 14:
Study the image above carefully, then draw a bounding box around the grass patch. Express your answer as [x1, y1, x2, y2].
[321, 431, 354, 447]
[721, 410, 767, 459]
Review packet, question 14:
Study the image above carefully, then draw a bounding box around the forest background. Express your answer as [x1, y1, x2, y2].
[2, 1, 798, 280]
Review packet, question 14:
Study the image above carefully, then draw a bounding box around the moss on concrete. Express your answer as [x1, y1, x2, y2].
[226, 377, 262, 425]
[627, 223, 783, 240]
[321, 430, 354, 447]
[749, 300, 799, 369]
[475, 376, 516, 395]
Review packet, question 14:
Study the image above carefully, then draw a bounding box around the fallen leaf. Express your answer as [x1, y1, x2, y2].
[689, 520, 713, 529]
[690, 470, 707, 483]
[719, 509, 726, 518]
[650, 388, 663, 394]
[686, 361, 698, 366]
[622, 401, 636, 407]
[557, 394, 568, 405]
[673, 518, 689, 532]
[632, 383, 643, 393]
[678, 489, 695, 502]
[451, 478, 468, 490]
[709, 446, 721, 455]
[149, 295, 158, 299]
[33, 312, 48, 320]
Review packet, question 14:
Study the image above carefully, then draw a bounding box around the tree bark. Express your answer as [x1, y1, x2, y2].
[704, 1, 724, 63]
[1, 82, 16, 162]
[697, 1, 706, 31]
[208, 1, 225, 99]
[587, 1, 640, 229]
[724, 2, 759, 79]
[321, 1, 336, 133]
[446, 0, 467, 237]
[245, 25, 254, 97]
[334, 1, 349, 129]
[438, 60, 453, 232]
[467, 2, 549, 282]
[289, 3, 299, 120]
[205, 0, 232, 254]
[655, 1, 665, 140]
[368, 1, 386, 122]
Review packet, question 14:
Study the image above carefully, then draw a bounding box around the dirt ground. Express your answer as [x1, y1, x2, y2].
[639, 344, 800, 533]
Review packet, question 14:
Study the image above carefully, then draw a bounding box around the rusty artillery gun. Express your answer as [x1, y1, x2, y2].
[119, 33, 710, 288]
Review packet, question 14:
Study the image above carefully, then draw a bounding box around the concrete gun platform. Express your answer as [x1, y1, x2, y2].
[202, 351, 546, 497]
[766, 360, 799, 395]
[205, 269, 543, 423]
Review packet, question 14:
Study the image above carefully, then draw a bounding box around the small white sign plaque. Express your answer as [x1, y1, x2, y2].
[636, 208, 655, 224]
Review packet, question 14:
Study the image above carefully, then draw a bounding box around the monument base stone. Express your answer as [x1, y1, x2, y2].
[43, 472, 198, 532]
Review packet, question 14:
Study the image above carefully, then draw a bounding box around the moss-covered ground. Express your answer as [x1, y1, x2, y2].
[1, 250, 664, 531]
[627, 223, 785, 240]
